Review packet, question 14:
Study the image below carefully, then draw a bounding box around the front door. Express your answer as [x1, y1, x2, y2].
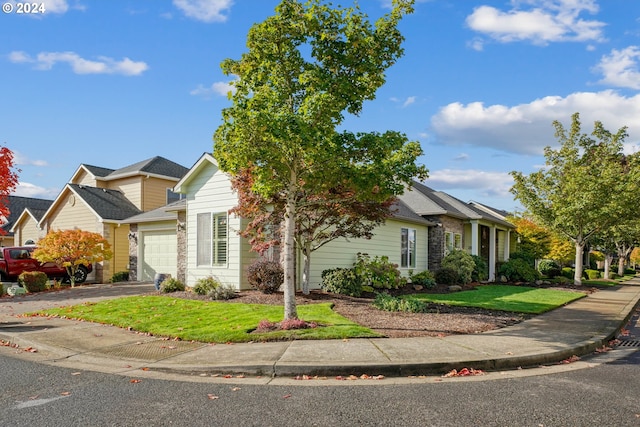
[480, 225, 490, 267]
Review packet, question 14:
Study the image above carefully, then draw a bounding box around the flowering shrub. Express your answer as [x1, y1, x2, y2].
[354, 253, 404, 290]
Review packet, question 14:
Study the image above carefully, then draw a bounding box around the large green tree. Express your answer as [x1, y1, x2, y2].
[511, 113, 640, 285]
[214, 0, 426, 319]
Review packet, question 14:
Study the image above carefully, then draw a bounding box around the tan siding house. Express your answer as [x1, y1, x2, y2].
[26, 157, 188, 282]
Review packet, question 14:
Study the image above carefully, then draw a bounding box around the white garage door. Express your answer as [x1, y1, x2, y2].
[140, 230, 177, 282]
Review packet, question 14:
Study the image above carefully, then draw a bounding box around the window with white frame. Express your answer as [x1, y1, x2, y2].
[166, 189, 185, 204]
[445, 231, 462, 254]
[401, 228, 416, 268]
[196, 212, 228, 266]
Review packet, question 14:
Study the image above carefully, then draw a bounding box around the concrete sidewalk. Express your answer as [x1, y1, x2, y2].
[1, 280, 639, 378]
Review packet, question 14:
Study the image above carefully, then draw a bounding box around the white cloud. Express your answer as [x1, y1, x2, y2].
[173, 0, 233, 23]
[402, 96, 417, 108]
[8, 51, 148, 76]
[466, 0, 606, 47]
[13, 151, 48, 167]
[42, 0, 69, 13]
[190, 81, 236, 99]
[593, 46, 640, 90]
[13, 182, 59, 199]
[431, 90, 640, 155]
[426, 169, 514, 198]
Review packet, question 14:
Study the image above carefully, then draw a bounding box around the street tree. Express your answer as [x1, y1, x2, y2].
[33, 229, 113, 287]
[511, 113, 640, 285]
[0, 145, 20, 234]
[230, 167, 396, 294]
[592, 221, 640, 278]
[214, 0, 426, 319]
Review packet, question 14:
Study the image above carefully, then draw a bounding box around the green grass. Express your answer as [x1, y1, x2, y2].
[33, 296, 380, 343]
[584, 273, 637, 287]
[404, 285, 586, 314]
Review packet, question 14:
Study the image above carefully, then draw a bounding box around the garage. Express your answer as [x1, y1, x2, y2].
[140, 229, 177, 282]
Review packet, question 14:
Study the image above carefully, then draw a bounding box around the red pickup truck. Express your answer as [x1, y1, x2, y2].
[0, 246, 91, 283]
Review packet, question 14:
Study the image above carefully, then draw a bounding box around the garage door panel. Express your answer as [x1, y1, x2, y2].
[141, 230, 177, 282]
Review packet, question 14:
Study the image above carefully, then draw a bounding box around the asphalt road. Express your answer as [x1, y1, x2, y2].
[1, 345, 639, 427]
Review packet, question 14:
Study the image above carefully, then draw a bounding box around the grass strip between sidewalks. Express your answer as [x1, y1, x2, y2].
[33, 295, 381, 343]
[405, 285, 586, 314]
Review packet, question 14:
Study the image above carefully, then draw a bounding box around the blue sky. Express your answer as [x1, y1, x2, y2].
[2, 0, 640, 211]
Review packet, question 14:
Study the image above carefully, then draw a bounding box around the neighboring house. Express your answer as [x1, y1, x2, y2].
[398, 182, 515, 281]
[1, 196, 53, 246]
[12, 157, 189, 283]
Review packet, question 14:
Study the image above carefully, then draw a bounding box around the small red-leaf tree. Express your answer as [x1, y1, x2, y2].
[0, 145, 20, 234]
[33, 229, 113, 287]
[230, 167, 396, 294]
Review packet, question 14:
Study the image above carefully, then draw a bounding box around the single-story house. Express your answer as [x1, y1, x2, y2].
[143, 152, 513, 291]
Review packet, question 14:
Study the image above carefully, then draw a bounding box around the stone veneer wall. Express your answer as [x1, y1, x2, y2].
[128, 224, 138, 281]
[177, 211, 187, 283]
[425, 215, 465, 272]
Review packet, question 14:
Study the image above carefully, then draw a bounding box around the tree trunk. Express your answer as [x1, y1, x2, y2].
[618, 256, 627, 276]
[282, 172, 298, 320]
[573, 240, 584, 286]
[302, 241, 311, 295]
[604, 254, 613, 280]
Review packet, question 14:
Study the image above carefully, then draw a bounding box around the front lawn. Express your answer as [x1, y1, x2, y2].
[405, 285, 586, 314]
[33, 295, 380, 343]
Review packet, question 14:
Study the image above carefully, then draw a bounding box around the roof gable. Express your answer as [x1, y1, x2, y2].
[69, 184, 142, 221]
[1, 196, 53, 235]
[174, 153, 218, 193]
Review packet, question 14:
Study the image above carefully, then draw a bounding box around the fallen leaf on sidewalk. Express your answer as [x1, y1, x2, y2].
[207, 394, 219, 400]
[283, 394, 292, 399]
[130, 379, 142, 384]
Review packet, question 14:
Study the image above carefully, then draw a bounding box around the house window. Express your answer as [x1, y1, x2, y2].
[401, 228, 416, 268]
[445, 231, 462, 254]
[167, 189, 185, 204]
[196, 212, 228, 266]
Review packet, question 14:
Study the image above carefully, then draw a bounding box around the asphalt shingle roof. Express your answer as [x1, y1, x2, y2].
[69, 184, 142, 221]
[106, 156, 189, 180]
[1, 196, 53, 235]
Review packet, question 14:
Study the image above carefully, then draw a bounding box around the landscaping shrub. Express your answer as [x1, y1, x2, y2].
[583, 269, 600, 280]
[353, 253, 404, 290]
[508, 251, 536, 267]
[372, 293, 428, 313]
[110, 271, 129, 283]
[160, 277, 185, 293]
[193, 276, 221, 295]
[18, 271, 48, 293]
[624, 268, 636, 275]
[498, 258, 540, 282]
[320, 268, 362, 297]
[553, 276, 572, 285]
[434, 267, 460, 285]
[207, 284, 237, 300]
[608, 272, 619, 279]
[246, 258, 284, 294]
[538, 259, 561, 278]
[440, 250, 475, 284]
[410, 270, 436, 288]
[561, 267, 575, 280]
[470, 255, 488, 282]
